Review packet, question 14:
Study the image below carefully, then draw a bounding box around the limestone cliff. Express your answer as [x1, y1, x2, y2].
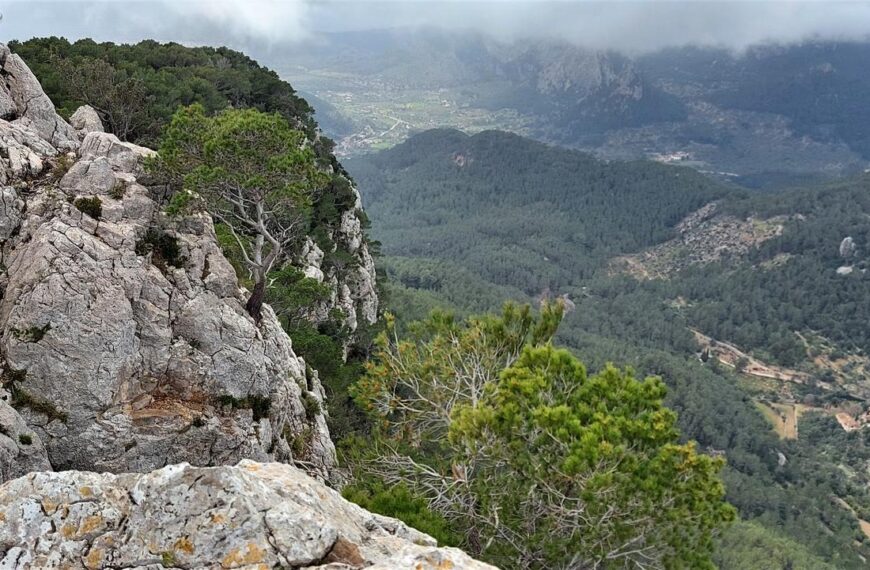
[0, 42, 348, 480]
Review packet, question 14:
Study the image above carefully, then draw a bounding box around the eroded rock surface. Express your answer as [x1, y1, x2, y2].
[0, 460, 496, 570]
[0, 42, 335, 480]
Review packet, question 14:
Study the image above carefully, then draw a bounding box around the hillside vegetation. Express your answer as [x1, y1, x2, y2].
[348, 128, 870, 567]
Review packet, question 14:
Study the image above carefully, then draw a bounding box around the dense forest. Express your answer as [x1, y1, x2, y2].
[348, 129, 870, 567]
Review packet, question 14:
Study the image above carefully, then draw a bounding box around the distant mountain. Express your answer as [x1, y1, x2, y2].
[275, 31, 870, 187]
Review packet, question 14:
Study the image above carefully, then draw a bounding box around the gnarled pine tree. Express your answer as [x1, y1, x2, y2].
[155, 104, 328, 322]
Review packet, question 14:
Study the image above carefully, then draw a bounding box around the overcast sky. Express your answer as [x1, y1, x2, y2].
[3, 1, 870, 54]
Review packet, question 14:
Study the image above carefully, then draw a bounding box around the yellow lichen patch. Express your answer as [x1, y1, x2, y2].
[41, 499, 58, 514]
[221, 542, 267, 567]
[0, 511, 6, 522]
[80, 515, 104, 535]
[84, 547, 104, 570]
[79, 486, 94, 497]
[174, 536, 196, 555]
[60, 523, 77, 539]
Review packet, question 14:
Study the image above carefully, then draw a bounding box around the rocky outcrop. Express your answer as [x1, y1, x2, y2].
[613, 202, 793, 279]
[298, 193, 379, 344]
[0, 42, 336, 481]
[840, 236, 857, 258]
[69, 104, 105, 137]
[0, 460, 495, 569]
[0, 44, 78, 151]
[0, 400, 51, 484]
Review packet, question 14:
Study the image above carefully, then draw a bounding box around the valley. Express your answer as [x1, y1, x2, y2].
[275, 32, 870, 187]
[347, 127, 870, 567]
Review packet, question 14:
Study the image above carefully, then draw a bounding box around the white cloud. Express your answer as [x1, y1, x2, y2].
[3, 1, 870, 53]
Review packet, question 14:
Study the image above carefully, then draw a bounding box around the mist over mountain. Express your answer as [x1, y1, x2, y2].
[276, 29, 870, 187]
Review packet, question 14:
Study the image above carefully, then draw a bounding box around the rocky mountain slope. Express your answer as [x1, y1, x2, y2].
[0, 40, 491, 570]
[0, 41, 339, 480]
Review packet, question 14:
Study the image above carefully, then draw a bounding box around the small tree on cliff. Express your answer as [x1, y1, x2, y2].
[156, 104, 328, 322]
[351, 303, 735, 568]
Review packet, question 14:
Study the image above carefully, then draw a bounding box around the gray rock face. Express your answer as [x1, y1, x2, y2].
[0, 152, 334, 478]
[0, 42, 336, 481]
[0, 44, 78, 151]
[0, 400, 52, 483]
[0, 461, 495, 570]
[69, 105, 105, 136]
[298, 186, 379, 347]
[0, 120, 57, 184]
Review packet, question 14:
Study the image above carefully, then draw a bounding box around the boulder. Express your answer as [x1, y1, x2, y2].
[840, 236, 857, 258]
[69, 104, 105, 136]
[0, 461, 497, 570]
[79, 131, 155, 174]
[0, 120, 57, 184]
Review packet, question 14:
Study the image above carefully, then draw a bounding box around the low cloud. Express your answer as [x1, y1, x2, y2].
[3, 1, 870, 54]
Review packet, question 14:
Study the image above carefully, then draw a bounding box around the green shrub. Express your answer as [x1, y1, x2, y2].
[165, 189, 196, 216]
[74, 196, 102, 219]
[135, 228, 185, 271]
[9, 385, 68, 423]
[302, 391, 321, 419]
[216, 394, 271, 421]
[343, 482, 460, 547]
[11, 324, 51, 343]
[109, 181, 127, 200]
[50, 154, 74, 181]
[18, 433, 32, 445]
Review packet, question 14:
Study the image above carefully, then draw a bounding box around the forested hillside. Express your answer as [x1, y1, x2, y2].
[348, 129, 870, 567]
[8, 37, 335, 162]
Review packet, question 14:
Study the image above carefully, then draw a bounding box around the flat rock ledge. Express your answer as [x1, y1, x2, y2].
[0, 460, 497, 570]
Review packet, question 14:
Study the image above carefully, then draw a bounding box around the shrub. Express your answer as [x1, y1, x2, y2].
[135, 228, 185, 271]
[217, 394, 271, 421]
[50, 153, 75, 181]
[10, 385, 68, 423]
[74, 196, 102, 219]
[109, 181, 127, 200]
[302, 391, 321, 419]
[342, 481, 460, 547]
[18, 433, 32, 445]
[11, 324, 51, 343]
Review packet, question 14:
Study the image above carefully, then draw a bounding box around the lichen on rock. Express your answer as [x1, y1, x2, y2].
[0, 460, 495, 569]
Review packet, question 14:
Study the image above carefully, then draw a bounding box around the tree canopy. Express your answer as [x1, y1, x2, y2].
[351, 304, 734, 568]
[155, 105, 329, 320]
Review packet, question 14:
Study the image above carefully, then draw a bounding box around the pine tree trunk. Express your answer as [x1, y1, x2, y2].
[246, 279, 266, 324]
